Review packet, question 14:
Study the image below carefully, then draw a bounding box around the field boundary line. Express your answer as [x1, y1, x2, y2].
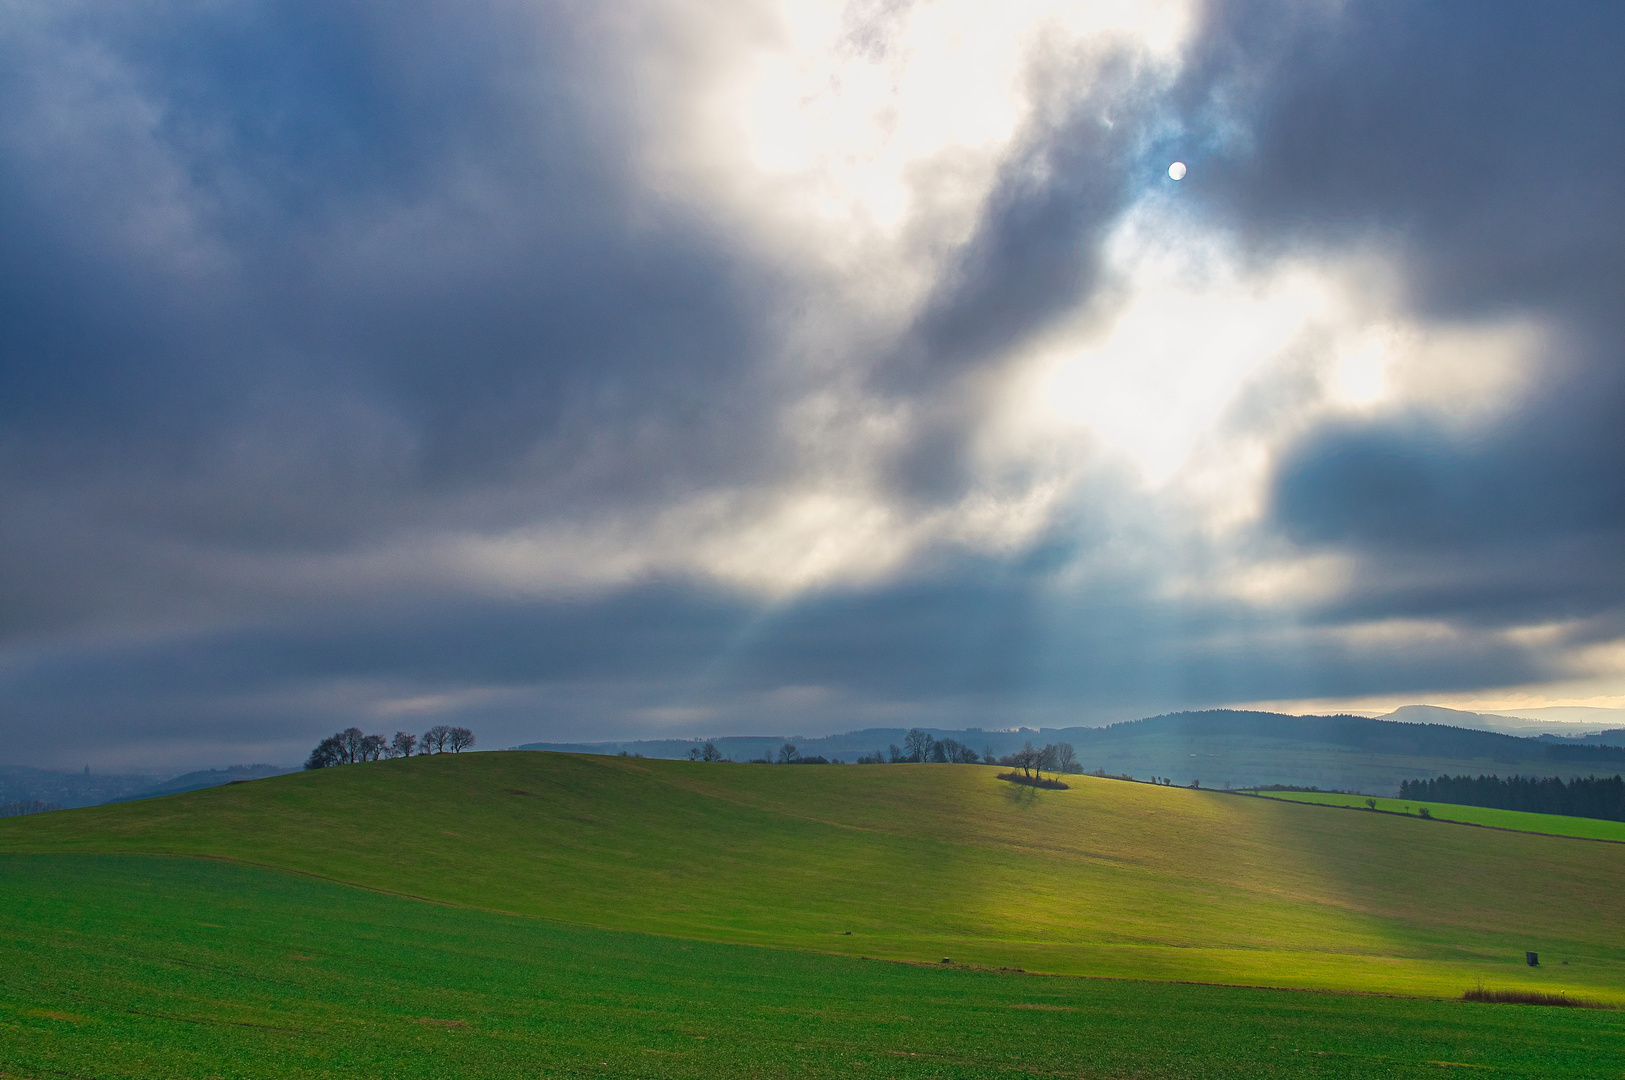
[1229, 791, 1625, 845]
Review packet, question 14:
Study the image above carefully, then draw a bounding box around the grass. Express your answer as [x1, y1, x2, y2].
[3, 752, 1624, 1002]
[1242, 789, 1625, 843]
[5, 853, 1625, 1079]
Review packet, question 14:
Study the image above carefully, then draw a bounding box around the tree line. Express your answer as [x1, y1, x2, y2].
[1398, 773, 1625, 822]
[0, 800, 63, 817]
[671, 730, 1085, 772]
[851, 731, 1080, 775]
[305, 725, 475, 770]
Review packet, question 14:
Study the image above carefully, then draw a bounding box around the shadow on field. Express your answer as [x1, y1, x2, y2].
[1242, 788, 1625, 996]
[999, 782, 1041, 809]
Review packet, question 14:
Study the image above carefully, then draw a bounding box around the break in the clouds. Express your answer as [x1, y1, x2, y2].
[1, 0, 1622, 770]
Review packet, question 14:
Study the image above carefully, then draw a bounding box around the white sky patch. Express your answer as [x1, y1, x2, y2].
[995, 205, 1545, 551]
[656, 0, 1192, 306]
[1023, 233, 1336, 488]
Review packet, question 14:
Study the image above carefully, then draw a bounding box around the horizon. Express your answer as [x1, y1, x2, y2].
[14, 700, 1625, 778]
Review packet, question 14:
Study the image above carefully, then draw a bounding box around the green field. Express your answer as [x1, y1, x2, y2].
[4, 753, 1623, 1001]
[1243, 789, 1625, 842]
[4, 853, 1623, 1079]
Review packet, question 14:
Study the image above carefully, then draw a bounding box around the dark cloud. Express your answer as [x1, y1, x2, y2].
[0, 0, 789, 623]
[1184, 0, 1625, 317]
[1, 0, 1621, 770]
[880, 48, 1167, 502]
[1174, 0, 1625, 629]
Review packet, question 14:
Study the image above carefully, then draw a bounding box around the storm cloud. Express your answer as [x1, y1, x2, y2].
[1, 0, 1622, 770]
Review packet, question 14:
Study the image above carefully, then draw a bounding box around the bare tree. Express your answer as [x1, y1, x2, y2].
[1053, 743, 1078, 773]
[777, 743, 801, 764]
[360, 734, 388, 761]
[936, 738, 979, 764]
[1008, 741, 1045, 778]
[448, 726, 475, 753]
[887, 743, 906, 763]
[390, 731, 418, 758]
[903, 728, 935, 762]
[422, 725, 452, 754]
[336, 727, 368, 764]
[305, 735, 344, 770]
[701, 741, 724, 761]
[1037, 744, 1059, 775]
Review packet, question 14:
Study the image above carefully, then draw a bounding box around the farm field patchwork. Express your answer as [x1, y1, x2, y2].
[3, 853, 1623, 1080]
[2, 753, 1623, 1001]
[1243, 789, 1625, 843]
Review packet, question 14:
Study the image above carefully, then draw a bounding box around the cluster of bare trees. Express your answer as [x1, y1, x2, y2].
[850, 730, 1082, 772]
[856, 729, 985, 764]
[304, 725, 474, 770]
[0, 800, 64, 817]
[996, 741, 1079, 778]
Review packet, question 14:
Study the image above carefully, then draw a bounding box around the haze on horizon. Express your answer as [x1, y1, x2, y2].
[2, 0, 1623, 772]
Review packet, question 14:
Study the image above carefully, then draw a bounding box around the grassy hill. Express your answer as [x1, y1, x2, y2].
[6, 853, 1621, 1080]
[5, 751, 1623, 1001]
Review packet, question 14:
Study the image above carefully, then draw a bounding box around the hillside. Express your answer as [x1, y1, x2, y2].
[4, 751, 1623, 1001]
[104, 763, 295, 803]
[521, 709, 1625, 794]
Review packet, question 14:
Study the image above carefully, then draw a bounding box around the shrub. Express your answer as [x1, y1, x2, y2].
[1462, 987, 1610, 1008]
[997, 771, 1069, 790]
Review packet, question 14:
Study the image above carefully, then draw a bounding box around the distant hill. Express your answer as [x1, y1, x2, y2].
[1381, 704, 1624, 738]
[1539, 728, 1625, 747]
[0, 763, 298, 810]
[519, 709, 1625, 794]
[105, 764, 296, 803]
[1491, 705, 1625, 729]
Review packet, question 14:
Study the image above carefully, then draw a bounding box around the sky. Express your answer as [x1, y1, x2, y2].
[3, 0, 1624, 771]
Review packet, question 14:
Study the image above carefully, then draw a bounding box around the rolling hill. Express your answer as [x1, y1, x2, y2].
[5, 750, 1623, 1001]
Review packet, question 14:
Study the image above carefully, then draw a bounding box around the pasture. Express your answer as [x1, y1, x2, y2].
[3, 853, 1622, 1079]
[1243, 788, 1625, 843]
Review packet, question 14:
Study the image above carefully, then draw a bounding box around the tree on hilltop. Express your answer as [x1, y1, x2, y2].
[305, 736, 343, 770]
[933, 737, 980, 764]
[1003, 741, 1058, 779]
[903, 728, 935, 762]
[1053, 743, 1078, 773]
[304, 724, 475, 768]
